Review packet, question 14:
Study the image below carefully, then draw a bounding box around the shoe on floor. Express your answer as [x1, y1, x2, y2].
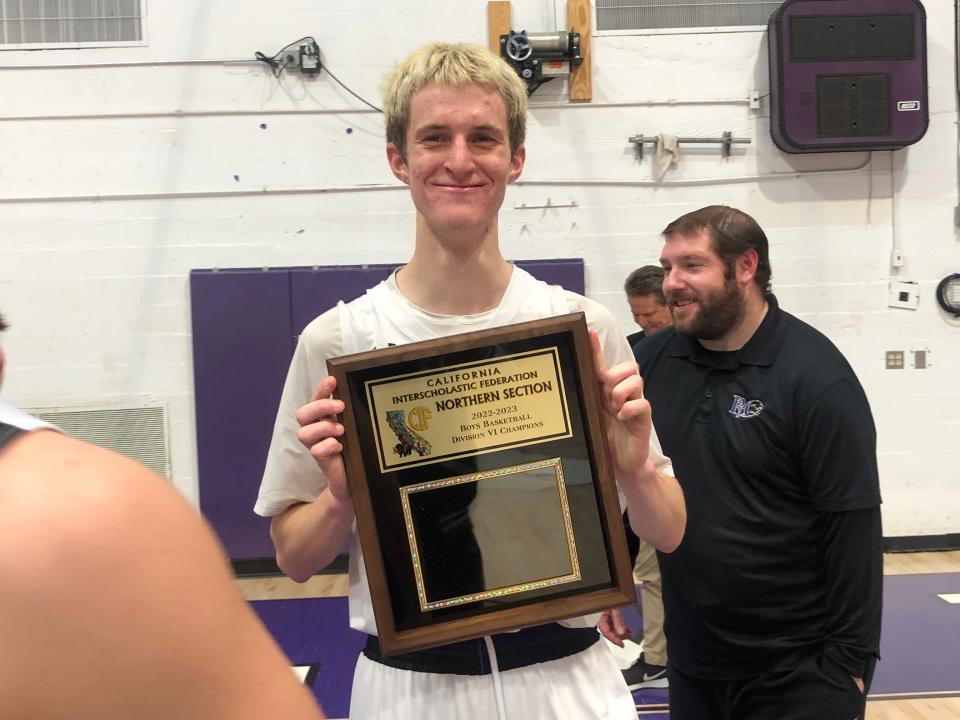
[622, 653, 669, 690]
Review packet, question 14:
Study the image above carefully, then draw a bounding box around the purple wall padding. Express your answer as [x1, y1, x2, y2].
[191, 259, 585, 561]
[191, 268, 293, 559]
[290, 265, 395, 338]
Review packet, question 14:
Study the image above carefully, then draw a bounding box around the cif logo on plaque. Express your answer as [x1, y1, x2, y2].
[367, 348, 573, 473]
[385, 407, 434, 459]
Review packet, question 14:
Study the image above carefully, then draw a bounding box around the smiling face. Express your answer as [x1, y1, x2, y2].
[660, 229, 747, 341]
[386, 82, 525, 243]
[627, 293, 673, 334]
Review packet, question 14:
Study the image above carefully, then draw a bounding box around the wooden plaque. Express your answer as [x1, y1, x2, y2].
[327, 312, 633, 655]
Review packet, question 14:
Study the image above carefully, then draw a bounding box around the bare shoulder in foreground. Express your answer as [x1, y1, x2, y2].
[0, 430, 325, 720]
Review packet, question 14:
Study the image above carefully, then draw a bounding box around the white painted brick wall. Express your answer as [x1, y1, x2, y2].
[0, 0, 956, 535]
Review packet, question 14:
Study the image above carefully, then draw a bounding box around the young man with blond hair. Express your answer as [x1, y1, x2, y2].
[256, 42, 685, 719]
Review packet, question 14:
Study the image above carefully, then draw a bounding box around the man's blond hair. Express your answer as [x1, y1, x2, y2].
[382, 42, 527, 160]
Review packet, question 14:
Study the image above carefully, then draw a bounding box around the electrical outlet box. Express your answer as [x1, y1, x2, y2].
[888, 280, 919, 310]
[910, 348, 932, 369]
[299, 41, 321, 75]
[885, 350, 904, 369]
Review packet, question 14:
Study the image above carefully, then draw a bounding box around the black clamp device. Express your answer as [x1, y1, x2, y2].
[499, 30, 581, 95]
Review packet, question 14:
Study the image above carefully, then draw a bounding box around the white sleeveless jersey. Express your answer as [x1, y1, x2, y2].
[337, 264, 570, 354]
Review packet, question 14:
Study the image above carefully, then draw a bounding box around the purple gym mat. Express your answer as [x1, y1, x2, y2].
[251, 596, 365, 719]
[251, 572, 960, 718]
[871, 572, 960, 695]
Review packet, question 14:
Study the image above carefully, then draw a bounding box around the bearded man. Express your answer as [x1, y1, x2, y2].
[601, 205, 882, 720]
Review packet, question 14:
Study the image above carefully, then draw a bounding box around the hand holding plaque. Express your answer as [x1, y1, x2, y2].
[327, 313, 634, 655]
[294, 376, 351, 503]
[588, 330, 654, 477]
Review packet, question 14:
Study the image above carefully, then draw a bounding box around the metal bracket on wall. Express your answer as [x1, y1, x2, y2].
[513, 198, 578, 210]
[627, 131, 751, 162]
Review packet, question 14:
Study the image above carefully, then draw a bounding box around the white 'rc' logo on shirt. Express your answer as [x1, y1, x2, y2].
[728, 394, 764, 418]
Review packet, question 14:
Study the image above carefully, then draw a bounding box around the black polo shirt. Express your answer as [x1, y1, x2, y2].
[634, 295, 881, 679]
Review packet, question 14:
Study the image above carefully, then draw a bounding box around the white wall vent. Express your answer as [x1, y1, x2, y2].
[596, 0, 782, 32]
[26, 405, 170, 479]
[1, 0, 144, 48]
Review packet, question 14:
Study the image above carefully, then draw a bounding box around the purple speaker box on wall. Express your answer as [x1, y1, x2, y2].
[769, 0, 928, 153]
